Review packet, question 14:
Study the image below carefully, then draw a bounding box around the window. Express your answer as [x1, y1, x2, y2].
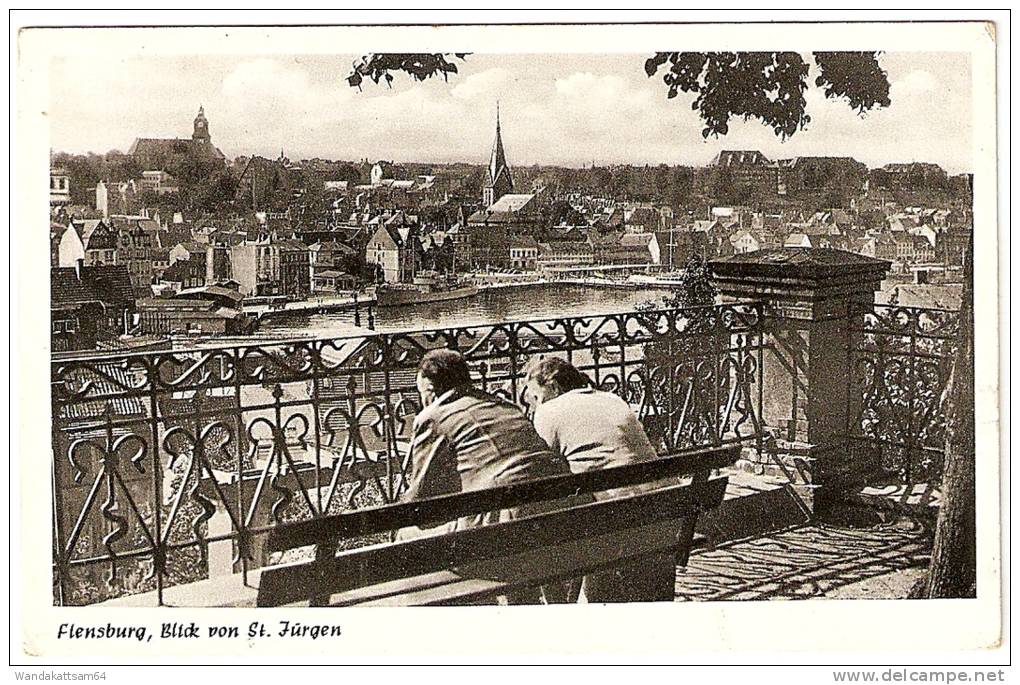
[52, 319, 75, 334]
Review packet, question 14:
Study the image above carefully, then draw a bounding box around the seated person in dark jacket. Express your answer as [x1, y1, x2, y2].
[398, 349, 571, 603]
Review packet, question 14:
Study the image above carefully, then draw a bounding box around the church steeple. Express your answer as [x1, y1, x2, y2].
[483, 102, 513, 207]
[192, 105, 210, 144]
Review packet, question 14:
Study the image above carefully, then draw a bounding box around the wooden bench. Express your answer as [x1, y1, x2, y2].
[256, 445, 739, 607]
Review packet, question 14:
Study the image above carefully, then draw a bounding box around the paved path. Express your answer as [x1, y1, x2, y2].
[676, 517, 932, 601]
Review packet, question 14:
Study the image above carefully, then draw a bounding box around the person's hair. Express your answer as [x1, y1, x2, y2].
[525, 356, 590, 395]
[418, 348, 473, 396]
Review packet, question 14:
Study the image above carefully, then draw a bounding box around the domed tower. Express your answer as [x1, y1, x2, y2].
[192, 105, 210, 144]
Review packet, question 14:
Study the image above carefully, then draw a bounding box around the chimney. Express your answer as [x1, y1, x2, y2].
[74, 258, 84, 281]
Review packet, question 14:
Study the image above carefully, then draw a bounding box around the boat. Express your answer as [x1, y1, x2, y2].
[375, 272, 480, 307]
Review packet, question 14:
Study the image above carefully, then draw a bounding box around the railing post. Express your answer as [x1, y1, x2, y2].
[709, 248, 891, 517]
[147, 357, 165, 605]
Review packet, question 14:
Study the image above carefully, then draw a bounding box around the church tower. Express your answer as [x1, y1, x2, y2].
[192, 105, 210, 145]
[483, 103, 513, 207]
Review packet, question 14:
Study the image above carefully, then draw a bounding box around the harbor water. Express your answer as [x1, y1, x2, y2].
[257, 283, 676, 338]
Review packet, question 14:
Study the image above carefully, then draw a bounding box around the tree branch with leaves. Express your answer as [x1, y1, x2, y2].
[346, 51, 891, 142]
[347, 53, 469, 89]
[643, 51, 891, 139]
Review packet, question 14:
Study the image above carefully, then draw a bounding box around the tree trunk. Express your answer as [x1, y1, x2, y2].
[924, 240, 976, 598]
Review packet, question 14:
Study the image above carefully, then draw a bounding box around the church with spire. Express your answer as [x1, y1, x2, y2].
[467, 104, 544, 264]
[483, 103, 514, 207]
[128, 105, 226, 170]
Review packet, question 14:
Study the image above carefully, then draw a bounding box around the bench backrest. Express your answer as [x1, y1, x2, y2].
[257, 445, 739, 607]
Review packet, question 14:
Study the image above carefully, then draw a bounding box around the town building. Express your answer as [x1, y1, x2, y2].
[613, 232, 660, 265]
[50, 263, 135, 352]
[279, 238, 311, 299]
[95, 180, 140, 219]
[127, 106, 226, 170]
[308, 240, 360, 284]
[227, 233, 306, 298]
[140, 170, 180, 195]
[507, 237, 540, 271]
[467, 192, 541, 235]
[936, 224, 972, 267]
[365, 222, 418, 283]
[875, 162, 950, 190]
[370, 162, 395, 186]
[622, 205, 663, 234]
[698, 150, 778, 199]
[312, 270, 359, 294]
[50, 168, 71, 206]
[163, 240, 226, 290]
[137, 294, 249, 336]
[50, 222, 66, 267]
[75, 219, 119, 266]
[228, 243, 270, 297]
[159, 259, 205, 291]
[110, 216, 163, 296]
[537, 241, 595, 272]
[55, 223, 85, 268]
[730, 229, 762, 254]
[445, 222, 473, 269]
[871, 233, 899, 263]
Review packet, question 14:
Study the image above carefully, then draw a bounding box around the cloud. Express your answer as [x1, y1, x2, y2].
[554, 72, 627, 100]
[222, 58, 315, 101]
[451, 68, 511, 100]
[892, 69, 938, 95]
[47, 53, 974, 174]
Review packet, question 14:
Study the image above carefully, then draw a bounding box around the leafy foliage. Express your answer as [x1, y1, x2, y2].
[637, 255, 718, 312]
[50, 151, 143, 205]
[662, 255, 718, 309]
[347, 53, 469, 89]
[813, 52, 892, 114]
[541, 199, 587, 228]
[645, 51, 891, 140]
[703, 166, 751, 205]
[345, 51, 890, 142]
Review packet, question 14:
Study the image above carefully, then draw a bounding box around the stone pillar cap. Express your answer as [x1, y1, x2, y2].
[709, 247, 891, 281]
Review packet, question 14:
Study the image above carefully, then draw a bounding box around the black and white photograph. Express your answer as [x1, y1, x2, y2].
[11, 13, 1005, 670]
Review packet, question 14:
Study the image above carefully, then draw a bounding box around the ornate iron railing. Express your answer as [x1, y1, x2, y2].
[849, 303, 961, 494]
[51, 302, 766, 605]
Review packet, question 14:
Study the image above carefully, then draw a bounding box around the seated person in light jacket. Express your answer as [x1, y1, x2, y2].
[398, 349, 571, 603]
[525, 355, 677, 603]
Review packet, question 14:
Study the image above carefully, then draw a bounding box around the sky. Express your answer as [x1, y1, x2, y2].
[49, 52, 973, 174]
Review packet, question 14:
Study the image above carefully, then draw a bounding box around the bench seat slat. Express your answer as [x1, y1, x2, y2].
[258, 477, 728, 607]
[334, 519, 683, 606]
[265, 447, 739, 551]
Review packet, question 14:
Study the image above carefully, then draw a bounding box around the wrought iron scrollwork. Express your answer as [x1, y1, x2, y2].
[51, 302, 767, 605]
[850, 304, 960, 491]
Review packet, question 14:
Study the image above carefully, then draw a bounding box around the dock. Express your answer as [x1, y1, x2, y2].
[244, 293, 378, 323]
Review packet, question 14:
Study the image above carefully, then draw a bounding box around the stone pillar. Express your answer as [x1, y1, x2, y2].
[709, 248, 891, 515]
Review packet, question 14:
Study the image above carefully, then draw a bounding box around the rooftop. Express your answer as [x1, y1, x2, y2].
[51, 264, 134, 308]
[711, 247, 891, 279]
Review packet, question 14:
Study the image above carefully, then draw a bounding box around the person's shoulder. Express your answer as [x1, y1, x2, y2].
[462, 387, 522, 413]
[590, 388, 632, 408]
[533, 392, 574, 427]
[412, 402, 438, 430]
